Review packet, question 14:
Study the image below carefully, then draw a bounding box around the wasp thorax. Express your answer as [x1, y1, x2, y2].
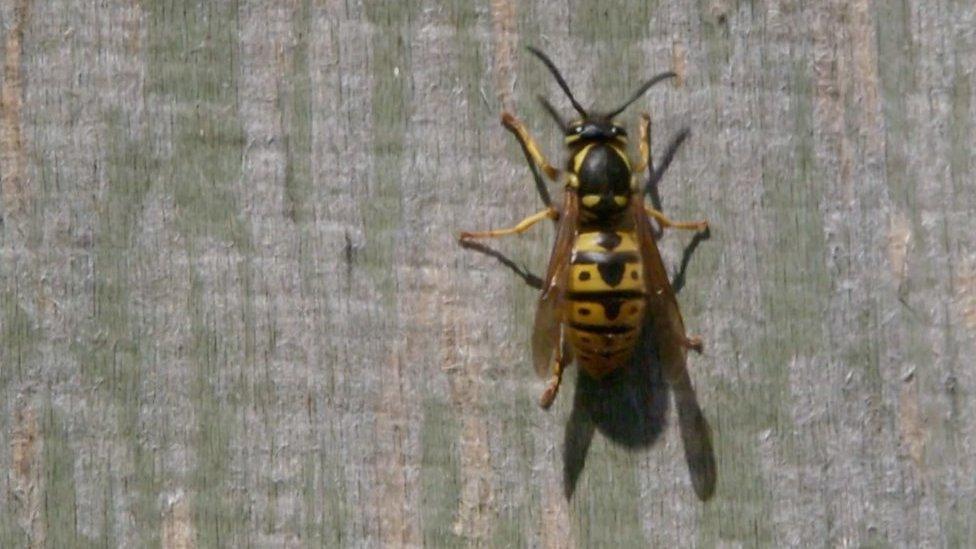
[572, 136, 633, 220]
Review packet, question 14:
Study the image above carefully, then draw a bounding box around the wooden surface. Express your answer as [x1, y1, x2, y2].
[1, 0, 974, 546]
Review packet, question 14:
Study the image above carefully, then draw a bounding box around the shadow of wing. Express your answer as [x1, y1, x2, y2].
[670, 364, 717, 501]
[562, 321, 670, 497]
[562, 318, 717, 501]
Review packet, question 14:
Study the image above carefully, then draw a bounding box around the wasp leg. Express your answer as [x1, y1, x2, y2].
[539, 340, 568, 409]
[644, 206, 709, 233]
[639, 111, 692, 202]
[639, 114, 692, 224]
[501, 112, 561, 181]
[512, 108, 552, 208]
[459, 207, 557, 241]
[635, 113, 652, 174]
[682, 334, 704, 354]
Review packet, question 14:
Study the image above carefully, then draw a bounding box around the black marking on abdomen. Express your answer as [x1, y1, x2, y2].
[601, 298, 624, 320]
[567, 290, 644, 300]
[568, 322, 634, 335]
[597, 262, 625, 287]
[596, 232, 622, 250]
[573, 251, 637, 287]
[595, 348, 629, 359]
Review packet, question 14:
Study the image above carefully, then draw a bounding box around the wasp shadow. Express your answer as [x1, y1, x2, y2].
[671, 227, 710, 295]
[458, 239, 543, 290]
[560, 223, 717, 499]
[562, 320, 669, 498]
[459, 232, 714, 500]
[458, 227, 707, 298]
[562, 322, 716, 500]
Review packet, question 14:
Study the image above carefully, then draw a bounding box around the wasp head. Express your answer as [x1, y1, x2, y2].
[563, 118, 627, 145]
[528, 47, 675, 144]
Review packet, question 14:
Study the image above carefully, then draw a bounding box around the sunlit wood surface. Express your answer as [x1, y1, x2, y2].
[1, 0, 974, 546]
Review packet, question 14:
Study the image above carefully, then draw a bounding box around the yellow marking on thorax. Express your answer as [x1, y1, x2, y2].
[609, 142, 631, 170]
[571, 142, 633, 175]
[572, 144, 595, 174]
[580, 194, 630, 208]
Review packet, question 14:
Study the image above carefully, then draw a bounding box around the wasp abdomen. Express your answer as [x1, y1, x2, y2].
[566, 230, 646, 378]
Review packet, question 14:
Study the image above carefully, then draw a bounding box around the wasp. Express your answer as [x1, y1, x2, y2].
[461, 47, 710, 406]
[460, 48, 717, 500]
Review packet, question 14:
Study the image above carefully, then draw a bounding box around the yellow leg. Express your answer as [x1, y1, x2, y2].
[645, 206, 709, 232]
[634, 113, 651, 174]
[459, 207, 557, 241]
[683, 334, 704, 353]
[539, 335, 567, 409]
[501, 112, 560, 181]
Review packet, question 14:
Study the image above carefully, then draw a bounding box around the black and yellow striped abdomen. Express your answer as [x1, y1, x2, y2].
[565, 230, 646, 378]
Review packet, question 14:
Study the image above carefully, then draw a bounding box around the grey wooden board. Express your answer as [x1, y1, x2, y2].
[1, 0, 974, 546]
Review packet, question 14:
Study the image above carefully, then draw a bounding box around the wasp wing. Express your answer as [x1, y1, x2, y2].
[531, 190, 579, 378]
[633, 199, 717, 501]
[633, 200, 688, 376]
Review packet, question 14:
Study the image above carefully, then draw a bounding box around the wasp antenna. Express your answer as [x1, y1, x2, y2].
[606, 71, 677, 119]
[537, 95, 568, 132]
[527, 47, 588, 118]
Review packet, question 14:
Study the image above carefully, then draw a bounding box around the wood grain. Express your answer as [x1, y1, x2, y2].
[0, 0, 974, 546]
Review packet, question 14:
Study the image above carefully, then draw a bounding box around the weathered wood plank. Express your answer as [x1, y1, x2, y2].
[0, 0, 974, 546]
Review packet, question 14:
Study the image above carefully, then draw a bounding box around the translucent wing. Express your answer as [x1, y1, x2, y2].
[633, 199, 717, 501]
[632, 199, 688, 380]
[531, 190, 579, 378]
